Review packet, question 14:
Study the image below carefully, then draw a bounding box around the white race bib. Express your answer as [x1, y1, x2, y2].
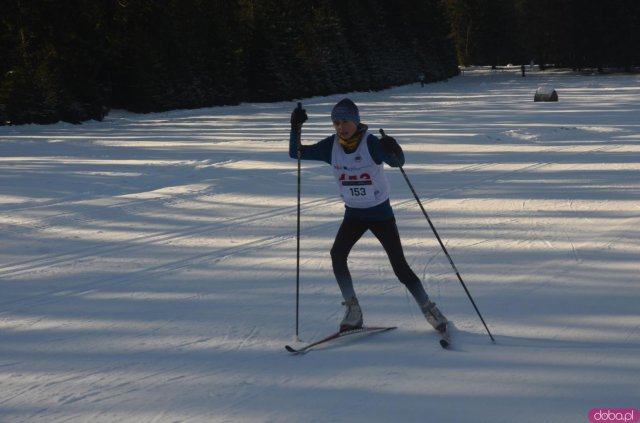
[331, 131, 390, 208]
[340, 180, 374, 203]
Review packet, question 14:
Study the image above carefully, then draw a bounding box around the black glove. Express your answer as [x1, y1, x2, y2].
[290, 105, 308, 129]
[380, 135, 402, 156]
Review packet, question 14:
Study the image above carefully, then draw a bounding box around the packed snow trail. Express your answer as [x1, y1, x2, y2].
[1, 68, 639, 422]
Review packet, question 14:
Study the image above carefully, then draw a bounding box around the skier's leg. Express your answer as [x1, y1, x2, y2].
[330, 217, 368, 301]
[369, 218, 429, 305]
[331, 217, 368, 331]
[370, 218, 448, 330]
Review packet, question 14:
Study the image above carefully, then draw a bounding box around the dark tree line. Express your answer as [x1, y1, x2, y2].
[0, 0, 458, 125]
[4, 0, 638, 126]
[444, 0, 640, 70]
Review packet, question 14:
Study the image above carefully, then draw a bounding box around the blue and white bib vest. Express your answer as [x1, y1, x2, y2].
[331, 132, 390, 209]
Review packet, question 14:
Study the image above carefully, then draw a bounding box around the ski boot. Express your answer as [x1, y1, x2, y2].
[340, 297, 363, 332]
[421, 300, 448, 333]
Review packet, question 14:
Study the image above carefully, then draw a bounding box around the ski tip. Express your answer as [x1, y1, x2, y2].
[439, 339, 450, 349]
[285, 345, 308, 354]
[285, 345, 300, 353]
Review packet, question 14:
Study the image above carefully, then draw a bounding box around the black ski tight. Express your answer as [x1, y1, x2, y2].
[330, 217, 429, 305]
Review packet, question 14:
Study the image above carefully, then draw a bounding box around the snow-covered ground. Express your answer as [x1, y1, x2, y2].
[1, 68, 638, 422]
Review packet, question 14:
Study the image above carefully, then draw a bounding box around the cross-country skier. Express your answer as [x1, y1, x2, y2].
[289, 98, 448, 334]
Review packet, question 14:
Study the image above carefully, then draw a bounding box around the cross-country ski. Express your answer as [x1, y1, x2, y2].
[439, 324, 452, 349]
[285, 326, 397, 354]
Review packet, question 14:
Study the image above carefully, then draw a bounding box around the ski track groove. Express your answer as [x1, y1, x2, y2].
[3, 332, 274, 421]
[1, 326, 268, 418]
[0, 195, 340, 280]
[0, 158, 242, 214]
[0, 141, 625, 312]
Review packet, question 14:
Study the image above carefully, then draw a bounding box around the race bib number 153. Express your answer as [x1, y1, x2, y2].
[341, 180, 374, 202]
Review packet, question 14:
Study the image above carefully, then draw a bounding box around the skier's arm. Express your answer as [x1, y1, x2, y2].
[288, 104, 332, 164]
[369, 134, 405, 167]
[289, 131, 333, 164]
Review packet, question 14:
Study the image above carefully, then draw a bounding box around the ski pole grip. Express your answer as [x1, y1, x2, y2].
[379, 128, 401, 164]
[295, 102, 303, 154]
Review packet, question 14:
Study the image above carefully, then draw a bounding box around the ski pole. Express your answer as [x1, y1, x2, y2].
[294, 102, 303, 341]
[380, 129, 495, 343]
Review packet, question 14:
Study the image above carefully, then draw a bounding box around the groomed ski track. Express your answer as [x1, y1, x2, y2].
[1, 68, 639, 422]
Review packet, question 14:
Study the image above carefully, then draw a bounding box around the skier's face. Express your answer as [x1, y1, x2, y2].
[333, 119, 357, 139]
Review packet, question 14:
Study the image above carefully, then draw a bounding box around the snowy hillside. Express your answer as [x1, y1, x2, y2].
[1, 68, 639, 422]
